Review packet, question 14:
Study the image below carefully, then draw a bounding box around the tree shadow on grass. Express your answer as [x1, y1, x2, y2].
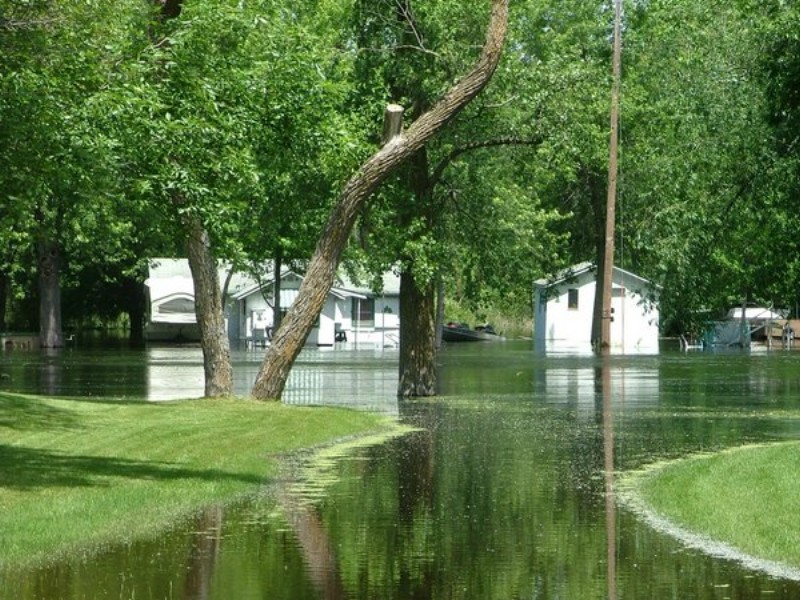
[0, 444, 264, 490]
[0, 393, 82, 432]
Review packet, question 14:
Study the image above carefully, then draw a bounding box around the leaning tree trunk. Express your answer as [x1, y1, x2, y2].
[251, 0, 510, 400]
[398, 271, 437, 396]
[187, 217, 233, 397]
[38, 238, 63, 348]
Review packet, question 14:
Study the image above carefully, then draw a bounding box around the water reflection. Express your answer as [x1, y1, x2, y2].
[3, 343, 800, 598]
[279, 490, 346, 599]
[0, 345, 400, 415]
[598, 361, 617, 600]
[183, 506, 223, 600]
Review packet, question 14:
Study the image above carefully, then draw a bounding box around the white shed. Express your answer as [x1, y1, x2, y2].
[533, 262, 660, 352]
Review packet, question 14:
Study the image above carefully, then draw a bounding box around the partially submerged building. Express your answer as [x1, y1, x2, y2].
[144, 258, 400, 347]
[705, 306, 794, 348]
[533, 262, 660, 352]
[228, 269, 400, 347]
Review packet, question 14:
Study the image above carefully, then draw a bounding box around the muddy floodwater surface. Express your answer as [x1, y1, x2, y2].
[2, 341, 800, 599]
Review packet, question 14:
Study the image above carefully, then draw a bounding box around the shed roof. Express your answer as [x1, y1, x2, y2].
[726, 306, 786, 320]
[534, 261, 657, 291]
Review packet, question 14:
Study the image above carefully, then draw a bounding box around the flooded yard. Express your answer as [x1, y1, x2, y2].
[2, 341, 800, 598]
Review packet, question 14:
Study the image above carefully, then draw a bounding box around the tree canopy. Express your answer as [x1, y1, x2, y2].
[1, 0, 799, 346]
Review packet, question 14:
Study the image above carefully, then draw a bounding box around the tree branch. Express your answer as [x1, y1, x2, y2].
[394, 0, 427, 53]
[353, 45, 442, 59]
[0, 17, 59, 30]
[430, 136, 542, 188]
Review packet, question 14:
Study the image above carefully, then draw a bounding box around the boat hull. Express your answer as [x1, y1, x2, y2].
[441, 324, 501, 342]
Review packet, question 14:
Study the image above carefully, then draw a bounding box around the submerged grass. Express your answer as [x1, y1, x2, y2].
[0, 392, 394, 569]
[622, 441, 800, 570]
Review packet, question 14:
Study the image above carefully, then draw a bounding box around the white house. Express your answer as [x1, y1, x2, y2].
[144, 258, 401, 347]
[229, 269, 401, 347]
[324, 270, 401, 347]
[533, 262, 660, 352]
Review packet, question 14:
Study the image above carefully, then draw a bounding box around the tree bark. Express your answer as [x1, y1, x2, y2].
[398, 270, 437, 396]
[187, 216, 233, 397]
[435, 274, 445, 349]
[591, 241, 606, 346]
[397, 145, 438, 397]
[251, 0, 510, 400]
[126, 278, 146, 348]
[589, 168, 609, 347]
[0, 271, 7, 331]
[272, 251, 283, 334]
[151, 0, 231, 396]
[38, 238, 63, 348]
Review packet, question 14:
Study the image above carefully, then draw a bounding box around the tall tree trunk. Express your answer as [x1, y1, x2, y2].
[587, 168, 608, 346]
[251, 0, 510, 400]
[38, 239, 63, 348]
[397, 146, 437, 397]
[187, 217, 233, 397]
[591, 240, 606, 346]
[273, 250, 283, 334]
[0, 271, 7, 331]
[434, 274, 445, 349]
[152, 0, 231, 396]
[124, 276, 146, 348]
[398, 271, 437, 396]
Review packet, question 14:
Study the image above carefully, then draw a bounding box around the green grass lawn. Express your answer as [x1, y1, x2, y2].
[0, 392, 396, 568]
[623, 441, 800, 568]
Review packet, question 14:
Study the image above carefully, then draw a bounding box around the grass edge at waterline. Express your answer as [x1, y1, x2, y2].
[0, 392, 404, 569]
[618, 441, 800, 580]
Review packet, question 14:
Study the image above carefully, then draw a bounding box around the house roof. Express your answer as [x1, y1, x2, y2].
[230, 270, 300, 301]
[534, 261, 657, 291]
[230, 266, 401, 300]
[334, 269, 401, 296]
[147, 258, 398, 302]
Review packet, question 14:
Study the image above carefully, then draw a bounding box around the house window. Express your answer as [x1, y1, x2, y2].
[352, 298, 375, 327]
[567, 288, 579, 310]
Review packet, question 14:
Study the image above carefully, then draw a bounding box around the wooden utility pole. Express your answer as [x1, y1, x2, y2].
[598, 0, 623, 350]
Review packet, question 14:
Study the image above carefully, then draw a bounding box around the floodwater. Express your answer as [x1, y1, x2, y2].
[2, 341, 800, 599]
